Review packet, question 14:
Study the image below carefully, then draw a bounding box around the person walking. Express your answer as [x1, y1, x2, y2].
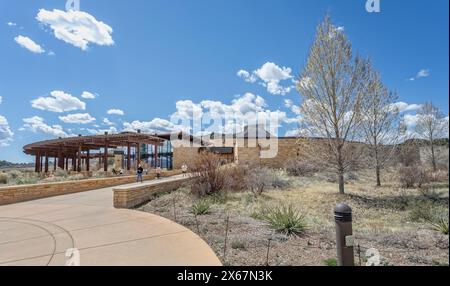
[137, 164, 144, 183]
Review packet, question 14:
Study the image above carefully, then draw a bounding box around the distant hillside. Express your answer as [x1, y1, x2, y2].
[402, 138, 449, 147]
[0, 160, 34, 169]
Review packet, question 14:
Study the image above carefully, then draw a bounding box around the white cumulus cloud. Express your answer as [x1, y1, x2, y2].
[238, 62, 294, 95]
[14, 35, 45, 54]
[59, 113, 96, 124]
[102, 118, 115, 126]
[21, 116, 70, 138]
[0, 115, 14, 147]
[391, 102, 423, 113]
[123, 118, 178, 134]
[36, 9, 114, 51]
[107, 109, 125, 116]
[237, 70, 257, 83]
[31, 90, 86, 113]
[81, 91, 97, 99]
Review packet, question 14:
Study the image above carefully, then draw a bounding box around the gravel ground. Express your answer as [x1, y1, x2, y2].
[138, 170, 449, 266]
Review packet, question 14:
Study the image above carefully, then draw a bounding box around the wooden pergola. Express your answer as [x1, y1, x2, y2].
[23, 132, 166, 173]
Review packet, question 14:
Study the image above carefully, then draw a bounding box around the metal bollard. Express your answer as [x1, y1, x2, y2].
[334, 203, 354, 266]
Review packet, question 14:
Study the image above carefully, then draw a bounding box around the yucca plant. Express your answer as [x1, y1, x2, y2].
[191, 199, 212, 216]
[260, 204, 307, 236]
[429, 217, 449, 235]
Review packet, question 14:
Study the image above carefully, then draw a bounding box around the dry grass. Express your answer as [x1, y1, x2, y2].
[139, 167, 449, 266]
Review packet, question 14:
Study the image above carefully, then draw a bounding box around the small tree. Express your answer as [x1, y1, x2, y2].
[296, 16, 370, 194]
[360, 70, 404, 186]
[244, 166, 272, 197]
[189, 152, 225, 197]
[415, 103, 448, 172]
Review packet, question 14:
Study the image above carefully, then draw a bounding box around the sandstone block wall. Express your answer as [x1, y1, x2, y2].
[0, 170, 182, 206]
[113, 177, 192, 209]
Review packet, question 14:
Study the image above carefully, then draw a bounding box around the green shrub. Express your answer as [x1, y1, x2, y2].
[54, 168, 68, 178]
[260, 204, 307, 236]
[0, 173, 8, 184]
[409, 201, 434, 222]
[16, 176, 39, 185]
[231, 240, 246, 250]
[324, 258, 337, 266]
[191, 199, 212, 216]
[8, 170, 22, 179]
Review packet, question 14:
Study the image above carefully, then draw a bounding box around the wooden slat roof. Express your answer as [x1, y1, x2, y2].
[23, 132, 166, 156]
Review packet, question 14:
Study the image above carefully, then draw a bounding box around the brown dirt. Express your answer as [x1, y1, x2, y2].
[138, 169, 449, 266]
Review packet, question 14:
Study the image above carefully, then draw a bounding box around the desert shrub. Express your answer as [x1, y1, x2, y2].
[8, 170, 23, 179]
[398, 166, 429, 188]
[324, 258, 337, 266]
[190, 199, 212, 216]
[16, 176, 39, 185]
[231, 240, 246, 250]
[397, 142, 421, 167]
[54, 168, 68, 178]
[428, 170, 449, 182]
[68, 174, 86, 181]
[409, 201, 434, 222]
[285, 160, 318, 177]
[267, 169, 291, 189]
[245, 166, 272, 197]
[429, 217, 449, 235]
[189, 153, 226, 197]
[419, 187, 442, 202]
[223, 164, 249, 191]
[0, 173, 8, 184]
[93, 171, 108, 178]
[259, 204, 307, 236]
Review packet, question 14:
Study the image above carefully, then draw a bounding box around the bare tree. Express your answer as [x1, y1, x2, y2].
[415, 102, 448, 172]
[360, 70, 404, 186]
[296, 16, 370, 194]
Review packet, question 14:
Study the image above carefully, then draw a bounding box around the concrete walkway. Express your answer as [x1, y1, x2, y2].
[0, 176, 221, 266]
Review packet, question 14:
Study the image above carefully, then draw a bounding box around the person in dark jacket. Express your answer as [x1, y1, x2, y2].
[137, 164, 144, 183]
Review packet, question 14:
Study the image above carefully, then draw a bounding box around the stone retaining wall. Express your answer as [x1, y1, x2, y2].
[113, 177, 192, 209]
[0, 170, 182, 206]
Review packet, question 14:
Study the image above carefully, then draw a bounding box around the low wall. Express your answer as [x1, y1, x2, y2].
[0, 170, 182, 206]
[113, 177, 192, 209]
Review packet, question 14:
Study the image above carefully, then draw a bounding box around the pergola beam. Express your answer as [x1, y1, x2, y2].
[24, 132, 168, 173]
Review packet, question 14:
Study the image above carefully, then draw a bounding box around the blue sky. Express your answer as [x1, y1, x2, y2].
[0, 0, 449, 162]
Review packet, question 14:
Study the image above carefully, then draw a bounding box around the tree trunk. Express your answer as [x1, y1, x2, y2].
[337, 146, 345, 195]
[338, 170, 345, 195]
[376, 165, 381, 187]
[431, 143, 437, 172]
[374, 146, 381, 187]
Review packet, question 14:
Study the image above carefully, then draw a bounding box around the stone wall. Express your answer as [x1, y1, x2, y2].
[0, 170, 182, 206]
[173, 138, 304, 169]
[173, 147, 201, 169]
[113, 176, 192, 209]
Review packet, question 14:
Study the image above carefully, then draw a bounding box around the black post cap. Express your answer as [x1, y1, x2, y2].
[334, 203, 352, 222]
